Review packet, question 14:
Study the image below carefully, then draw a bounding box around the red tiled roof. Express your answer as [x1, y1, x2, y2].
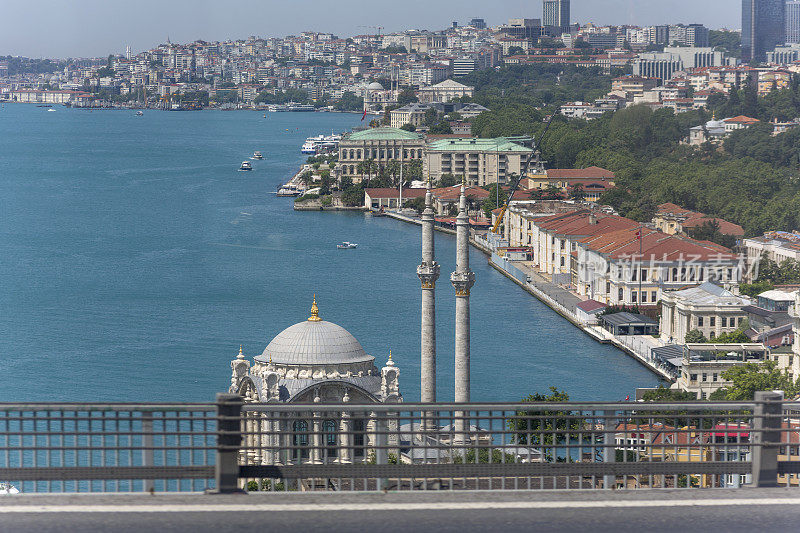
[724, 115, 760, 124]
[433, 185, 490, 201]
[536, 210, 639, 239]
[655, 203, 744, 237]
[580, 227, 737, 262]
[577, 299, 607, 313]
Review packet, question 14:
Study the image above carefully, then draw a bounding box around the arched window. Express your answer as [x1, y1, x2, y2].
[323, 419, 337, 459]
[292, 420, 309, 460]
[357, 149, 362, 159]
[353, 419, 366, 459]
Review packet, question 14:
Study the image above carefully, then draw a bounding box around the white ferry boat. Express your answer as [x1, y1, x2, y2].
[337, 242, 358, 249]
[267, 102, 315, 112]
[252, 151, 263, 160]
[239, 161, 253, 171]
[301, 134, 342, 154]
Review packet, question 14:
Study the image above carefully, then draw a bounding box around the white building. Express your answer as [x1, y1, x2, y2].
[417, 79, 474, 103]
[660, 282, 750, 344]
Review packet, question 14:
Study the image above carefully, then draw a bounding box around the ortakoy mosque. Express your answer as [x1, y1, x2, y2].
[229, 183, 475, 464]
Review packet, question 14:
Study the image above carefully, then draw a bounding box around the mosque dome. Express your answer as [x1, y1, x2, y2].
[366, 81, 385, 91]
[256, 297, 374, 366]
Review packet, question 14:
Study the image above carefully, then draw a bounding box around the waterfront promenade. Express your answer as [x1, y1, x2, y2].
[384, 209, 673, 382]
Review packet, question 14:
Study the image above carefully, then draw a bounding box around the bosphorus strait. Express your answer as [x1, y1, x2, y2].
[0, 104, 660, 403]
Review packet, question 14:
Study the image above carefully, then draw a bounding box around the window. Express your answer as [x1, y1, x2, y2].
[690, 374, 698, 381]
[721, 317, 727, 328]
[652, 291, 657, 302]
[641, 291, 647, 303]
[353, 419, 366, 458]
[323, 419, 337, 459]
[618, 288, 624, 301]
[698, 317, 704, 327]
[710, 317, 716, 327]
[672, 267, 678, 281]
[712, 373, 718, 382]
[701, 392, 707, 399]
[632, 291, 637, 303]
[702, 373, 707, 382]
[292, 420, 309, 460]
[560, 257, 565, 267]
[642, 269, 648, 281]
[606, 282, 611, 294]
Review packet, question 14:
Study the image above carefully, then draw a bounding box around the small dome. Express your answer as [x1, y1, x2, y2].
[257, 320, 373, 366]
[367, 81, 384, 91]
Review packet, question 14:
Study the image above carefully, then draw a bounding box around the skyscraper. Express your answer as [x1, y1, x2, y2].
[742, 0, 785, 62]
[787, 1, 800, 44]
[543, 0, 570, 29]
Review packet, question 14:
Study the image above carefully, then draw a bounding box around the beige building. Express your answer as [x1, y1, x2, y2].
[660, 282, 750, 344]
[337, 127, 426, 184]
[676, 344, 770, 399]
[389, 103, 429, 129]
[424, 137, 532, 187]
[417, 79, 474, 103]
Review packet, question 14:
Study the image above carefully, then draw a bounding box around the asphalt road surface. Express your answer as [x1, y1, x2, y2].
[2, 489, 800, 532]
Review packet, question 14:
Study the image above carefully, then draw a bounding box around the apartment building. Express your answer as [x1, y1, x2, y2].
[424, 137, 532, 187]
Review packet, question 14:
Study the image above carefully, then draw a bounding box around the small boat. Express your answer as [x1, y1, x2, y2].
[239, 161, 253, 171]
[0, 483, 19, 494]
[252, 151, 263, 160]
[47, 108, 56, 112]
[37, 104, 52, 108]
[337, 242, 358, 249]
[136, 110, 143, 116]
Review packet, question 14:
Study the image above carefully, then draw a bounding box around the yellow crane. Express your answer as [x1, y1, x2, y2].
[491, 115, 555, 234]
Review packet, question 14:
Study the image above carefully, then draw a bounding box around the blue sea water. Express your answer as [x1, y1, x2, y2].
[0, 103, 661, 403]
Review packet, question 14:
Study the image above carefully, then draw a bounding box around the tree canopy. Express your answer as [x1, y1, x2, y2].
[708, 361, 797, 401]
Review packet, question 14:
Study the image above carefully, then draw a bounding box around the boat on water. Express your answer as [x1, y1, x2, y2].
[337, 242, 358, 249]
[0, 483, 19, 494]
[301, 133, 342, 154]
[136, 110, 144, 116]
[276, 184, 305, 197]
[239, 161, 253, 171]
[47, 108, 56, 112]
[252, 151, 263, 160]
[37, 104, 52, 108]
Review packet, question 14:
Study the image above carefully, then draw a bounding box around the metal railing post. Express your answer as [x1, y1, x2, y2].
[603, 409, 616, 489]
[142, 411, 154, 492]
[212, 393, 245, 494]
[751, 391, 783, 488]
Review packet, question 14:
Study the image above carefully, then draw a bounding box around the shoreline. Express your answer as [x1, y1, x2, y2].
[381, 210, 674, 383]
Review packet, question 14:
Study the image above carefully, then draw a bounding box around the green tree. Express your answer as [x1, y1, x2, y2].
[437, 173, 458, 188]
[407, 196, 426, 214]
[507, 387, 584, 461]
[709, 361, 797, 401]
[685, 329, 707, 344]
[399, 123, 416, 132]
[482, 183, 508, 217]
[396, 87, 418, 106]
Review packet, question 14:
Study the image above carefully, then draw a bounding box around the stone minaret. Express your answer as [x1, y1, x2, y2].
[417, 180, 440, 407]
[451, 182, 475, 407]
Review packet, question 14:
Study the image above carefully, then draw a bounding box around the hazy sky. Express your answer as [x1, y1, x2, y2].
[1, 0, 741, 58]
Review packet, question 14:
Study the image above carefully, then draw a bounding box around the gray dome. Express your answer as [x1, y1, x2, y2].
[367, 81, 384, 91]
[256, 320, 374, 366]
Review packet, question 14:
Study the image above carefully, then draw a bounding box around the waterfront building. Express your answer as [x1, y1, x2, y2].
[677, 343, 770, 399]
[576, 226, 742, 308]
[660, 282, 750, 344]
[337, 127, 426, 184]
[417, 79, 474, 104]
[742, 0, 786, 62]
[424, 137, 532, 187]
[652, 203, 744, 238]
[529, 210, 639, 285]
[228, 297, 401, 464]
[502, 200, 588, 247]
[363, 187, 427, 210]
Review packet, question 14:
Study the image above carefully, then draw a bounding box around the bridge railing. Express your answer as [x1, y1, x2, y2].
[1, 392, 798, 493]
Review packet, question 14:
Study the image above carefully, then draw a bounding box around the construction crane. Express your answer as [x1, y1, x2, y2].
[491, 114, 555, 235]
[357, 25, 384, 38]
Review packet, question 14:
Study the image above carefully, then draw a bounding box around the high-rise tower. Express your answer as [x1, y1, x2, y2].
[742, 0, 785, 62]
[451, 182, 475, 407]
[543, 0, 570, 30]
[417, 180, 440, 407]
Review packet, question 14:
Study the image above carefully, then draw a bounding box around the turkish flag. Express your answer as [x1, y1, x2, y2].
[361, 109, 367, 121]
